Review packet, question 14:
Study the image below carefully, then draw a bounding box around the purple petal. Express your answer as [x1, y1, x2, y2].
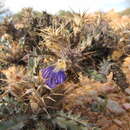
[51, 73, 58, 88]
[57, 71, 66, 84]
[42, 70, 51, 79]
[41, 66, 54, 79]
[62, 72, 67, 81]
[45, 72, 57, 88]
[43, 67, 67, 89]
[45, 79, 51, 87]
[45, 78, 57, 88]
[41, 66, 54, 74]
[55, 73, 59, 84]
[51, 79, 57, 88]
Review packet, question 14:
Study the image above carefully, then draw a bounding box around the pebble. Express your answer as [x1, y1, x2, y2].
[106, 99, 126, 115]
[100, 86, 116, 94]
[97, 118, 112, 128]
[96, 97, 105, 104]
[113, 119, 123, 127]
[125, 88, 130, 95]
[126, 96, 130, 102]
[122, 103, 130, 111]
[87, 90, 98, 97]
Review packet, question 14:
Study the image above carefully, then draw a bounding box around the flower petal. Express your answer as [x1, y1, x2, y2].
[41, 66, 54, 79]
[57, 71, 66, 84]
[45, 78, 57, 88]
[42, 66, 67, 89]
[55, 73, 59, 84]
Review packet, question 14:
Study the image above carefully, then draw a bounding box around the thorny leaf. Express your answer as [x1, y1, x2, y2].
[0, 9, 130, 130]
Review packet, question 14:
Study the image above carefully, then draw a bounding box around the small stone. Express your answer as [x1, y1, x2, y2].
[91, 97, 106, 112]
[125, 88, 130, 95]
[113, 119, 123, 127]
[106, 99, 126, 115]
[101, 86, 116, 93]
[126, 96, 130, 102]
[96, 97, 105, 104]
[97, 118, 112, 128]
[122, 103, 130, 111]
[87, 90, 98, 97]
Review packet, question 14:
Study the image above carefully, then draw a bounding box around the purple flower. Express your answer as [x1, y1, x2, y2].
[41, 66, 54, 79]
[41, 66, 66, 88]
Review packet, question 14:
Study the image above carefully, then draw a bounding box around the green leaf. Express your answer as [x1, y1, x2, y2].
[0, 114, 29, 130]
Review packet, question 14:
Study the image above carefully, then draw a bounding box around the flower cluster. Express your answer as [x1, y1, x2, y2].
[41, 66, 66, 88]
